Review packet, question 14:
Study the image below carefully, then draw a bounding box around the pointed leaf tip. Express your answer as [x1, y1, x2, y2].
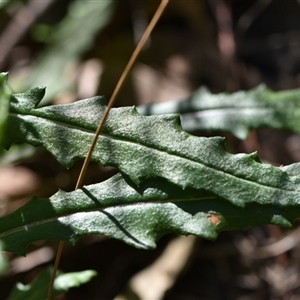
[0, 72, 9, 82]
[10, 87, 46, 111]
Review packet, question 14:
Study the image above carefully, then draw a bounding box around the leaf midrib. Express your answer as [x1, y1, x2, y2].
[180, 107, 274, 116]
[0, 196, 219, 237]
[10, 111, 299, 195]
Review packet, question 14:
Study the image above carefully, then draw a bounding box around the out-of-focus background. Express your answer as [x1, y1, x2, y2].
[1, 0, 300, 299]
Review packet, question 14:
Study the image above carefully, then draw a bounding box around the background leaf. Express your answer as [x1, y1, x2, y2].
[26, 0, 116, 105]
[6, 267, 97, 300]
[0, 240, 9, 275]
[0, 73, 11, 148]
[138, 85, 300, 139]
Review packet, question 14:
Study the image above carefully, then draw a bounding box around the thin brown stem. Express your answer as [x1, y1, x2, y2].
[46, 241, 64, 300]
[47, 1, 169, 299]
[75, 0, 169, 188]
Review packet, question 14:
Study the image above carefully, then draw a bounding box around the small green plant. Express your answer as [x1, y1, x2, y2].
[2, 0, 300, 298]
[2, 70, 300, 295]
[3, 70, 300, 254]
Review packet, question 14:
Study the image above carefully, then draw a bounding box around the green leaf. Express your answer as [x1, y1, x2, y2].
[6, 267, 97, 300]
[1, 171, 300, 256]
[0, 240, 9, 275]
[137, 85, 300, 139]
[0, 0, 23, 10]
[4, 84, 300, 255]
[26, 0, 116, 104]
[4, 87, 300, 210]
[0, 73, 11, 148]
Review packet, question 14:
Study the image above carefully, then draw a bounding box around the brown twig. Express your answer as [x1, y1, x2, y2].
[47, 1, 169, 299]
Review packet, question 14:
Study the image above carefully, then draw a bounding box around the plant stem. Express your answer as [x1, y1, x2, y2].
[46, 1, 169, 299]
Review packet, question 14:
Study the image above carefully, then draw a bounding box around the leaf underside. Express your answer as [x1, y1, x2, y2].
[1, 172, 300, 256]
